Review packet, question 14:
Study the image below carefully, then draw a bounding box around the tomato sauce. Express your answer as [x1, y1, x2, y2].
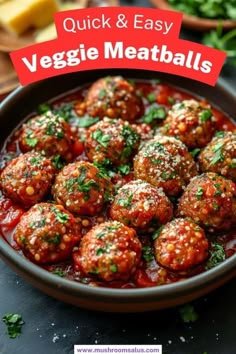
[0, 79, 235, 289]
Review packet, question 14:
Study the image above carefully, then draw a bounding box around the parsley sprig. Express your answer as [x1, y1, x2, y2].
[2, 313, 25, 339]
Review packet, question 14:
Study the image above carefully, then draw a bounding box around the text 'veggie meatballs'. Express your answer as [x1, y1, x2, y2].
[85, 118, 140, 165]
[0, 152, 55, 208]
[134, 136, 197, 196]
[85, 76, 143, 121]
[178, 173, 236, 231]
[52, 161, 112, 216]
[110, 180, 173, 231]
[199, 131, 236, 182]
[14, 203, 81, 264]
[161, 99, 216, 148]
[73, 221, 142, 282]
[19, 111, 75, 161]
[154, 219, 209, 272]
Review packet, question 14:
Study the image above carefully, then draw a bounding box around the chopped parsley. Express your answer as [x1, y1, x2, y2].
[190, 148, 201, 158]
[146, 93, 156, 103]
[215, 131, 225, 138]
[54, 103, 74, 121]
[52, 268, 65, 277]
[121, 125, 140, 160]
[196, 187, 204, 200]
[179, 304, 199, 323]
[37, 103, 51, 114]
[143, 141, 164, 157]
[25, 137, 38, 147]
[152, 226, 164, 240]
[96, 247, 108, 256]
[117, 194, 133, 208]
[92, 129, 111, 148]
[78, 180, 99, 201]
[51, 155, 65, 169]
[29, 155, 43, 166]
[2, 313, 25, 339]
[200, 109, 212, 122]
[96, 231, 106, 239]
[142, 246, 154, 262]
[48, 233, 61, 244]
[210, 142, 225, 165]
[77, 116, 100, 128]
[110, 264, 118, 273]
[142, 106, 166, 124]
[117, 164, 131, 176]
[46, 120, 64, 139]
[212, 202, 220, 211]
[167, 96, 175, 104]
[206, 242, 226, 269]
[98, 89, 107, 99]
[52, 207, 69, 224]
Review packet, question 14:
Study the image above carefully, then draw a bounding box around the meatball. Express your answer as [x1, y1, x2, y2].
[14, 203, 81, 264]
[154, 219, 209, 272]
[73, 221, 142, 282]
[19, 111, 75, 161]
[110, 180, 173, 231]
[161, 99, 216, 148]
[133, 136, 197, 196]
[85, 118, 140, 165]
[85, 76, 143, 121]
[199, 131, 236, 182]
[178, 173, 236, 231]
[0, 152, 55, 208]
[52, 161, 112, 216]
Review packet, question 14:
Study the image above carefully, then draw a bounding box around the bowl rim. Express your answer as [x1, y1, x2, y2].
[0, 74, 236, 302]
[150, 0, 236, 31]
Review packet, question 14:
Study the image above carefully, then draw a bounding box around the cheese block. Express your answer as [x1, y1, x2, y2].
[35, 0, 88, 43]
[0, 0, 59, 36]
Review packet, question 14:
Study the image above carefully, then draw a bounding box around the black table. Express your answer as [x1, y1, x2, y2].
[0, 1, 236, 354]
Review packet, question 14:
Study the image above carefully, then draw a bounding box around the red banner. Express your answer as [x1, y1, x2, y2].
[10, 7, 226, 86]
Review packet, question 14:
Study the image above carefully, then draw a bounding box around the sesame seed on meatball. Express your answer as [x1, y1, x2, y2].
[161, 99, 216, 148]
[85, 118, 140, 165]
[110, 180, 173, 231]
[73, 221, 142, 282]
[19, 111, 75, 161]
[199, 131, 236, 182]
[133, 136, 197, 196]
[85, 76, 144, 121]
[0, 152, 55, 208]
[52, 161, 112, 216]
[14, 203, 81, 264]
[154, 219, 209, 272]
[178, 173, 236, 231]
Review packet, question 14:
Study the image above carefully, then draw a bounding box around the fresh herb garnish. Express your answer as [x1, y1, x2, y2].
[78, 116, 100, 128]
[117, 164, 131, 176]
[121, 126, 140, 160]
[152, 226, 164, 240]
[52, 207, 69, 224]
[147, 93, 156, 103]
[215, 131, 225, 138]
[142, 106, 166, 124]
[190, 148, 201, 158]
[117, 194, 133, 208]
[196, 187, 204, 200]
[210, 142, 225, 165]
[2, 313, 25, 339]
[51, 155, 65, 169]
[179, 304, 199, 323]
[206, 242, 226, 269]
[37, 103, 51, 114]
[110, 264, 118, 273]
[98, 89, 107, 99]
[142, 246, 154, 262]
[92, 129, 111, 148]
[52, 268, 65, 277]
[25, 137, 38, 147]
[200, 109, 212, 122]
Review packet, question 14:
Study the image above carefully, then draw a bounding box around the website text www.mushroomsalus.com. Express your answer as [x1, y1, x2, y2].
[74, 345, 162, 354]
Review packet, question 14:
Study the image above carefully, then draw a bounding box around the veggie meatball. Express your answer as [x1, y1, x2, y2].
[161, 99, 216, 148]
[154, 219, 209, 272]
[73, 221, 142, 282]
[0, 152, 55, 208]
[14, 203, 81, 264]
[85, 118, 140, 165]
[110, 180, 173, 231]
[85, 76, 143, 121]
[52, 161, 112, 216]
[178, 173, 236, 231]
[133, 136, 197, 196]
[199, 131, 236, 182]
[19, 111, 75, 161]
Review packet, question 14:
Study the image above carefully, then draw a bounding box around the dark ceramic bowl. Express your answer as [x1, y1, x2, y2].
[0, 69, 236, 312]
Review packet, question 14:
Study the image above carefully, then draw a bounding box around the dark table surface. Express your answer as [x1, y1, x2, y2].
[0, 1, 236, 354]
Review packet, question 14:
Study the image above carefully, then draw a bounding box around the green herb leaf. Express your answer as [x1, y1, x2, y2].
[196, 187, 204, 200]
[25, 137, 38, 147]
[142, 106, 166, 124]
[92, 129, 111, 148]
[147, 93, 156, 103]
[52, 207, 69, 224]
[200, 109, 212, 122]
[190, 148, 201, 158]
[152, 226, 164, 240]
[142, 246, 154, 262]
[110, 264, 118, 273]
[2, 313, 24, 339]
[78, 116, 100, 128]
[179, 304, 199, 323]
[52, 268, 65, 277]
[206, 242, 226, 269]
[117, 164, 131, 176]
[37, 103, 51, 114]
[51, 155, 65, 169]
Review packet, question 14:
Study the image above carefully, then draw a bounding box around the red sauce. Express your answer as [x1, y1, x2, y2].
[0, 79, 235, 289]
